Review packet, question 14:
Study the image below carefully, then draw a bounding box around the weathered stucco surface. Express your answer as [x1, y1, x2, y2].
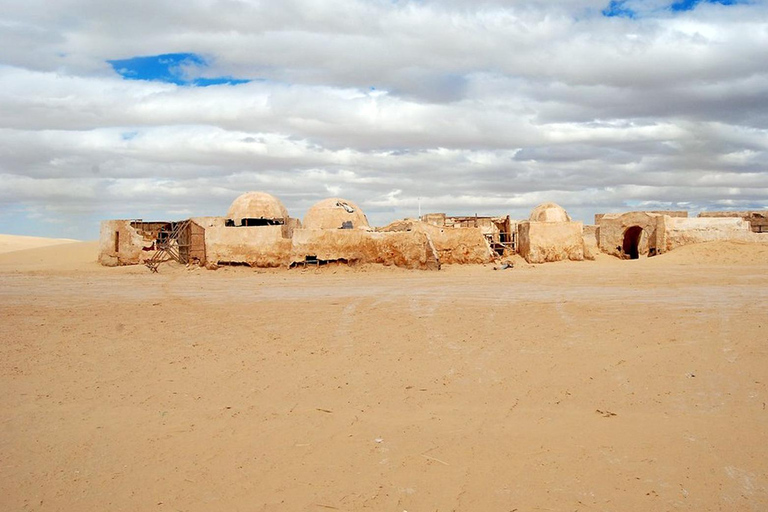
[226, 192, 289, 224]
[98, 220, 150, 266]
[582, 225, 599, 261]
[291, 228, 439, 269]
[518, 221, 584, 263]
[379, 220, 494, 265]
[193, 217, 293, 267]
[596, 212, 664, 258]
[418, 223, 495, 264]
[303, 198, 369, 230]
[529, 203, 571, 223]
[663, 217, 762, 251]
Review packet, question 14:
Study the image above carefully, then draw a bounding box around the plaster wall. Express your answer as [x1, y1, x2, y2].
[98, 220, 150, 266]
[518, 221, 584, 263]
[418, 223, 495, 264]
[379, 220, 494, 265]
[663, 217, 761, 251]
[582, 225, 599, 260]
[291, 229, 439, 269]
[597, 212, 664, 257]
[193, 216, 292, 267]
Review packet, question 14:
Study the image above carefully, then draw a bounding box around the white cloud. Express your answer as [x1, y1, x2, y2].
[0, 0, 767, 238]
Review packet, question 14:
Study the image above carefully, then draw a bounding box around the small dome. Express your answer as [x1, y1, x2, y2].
[226, 192, 288, 224]
[303, 198, 369, 230]
[529, 202, 571, 222]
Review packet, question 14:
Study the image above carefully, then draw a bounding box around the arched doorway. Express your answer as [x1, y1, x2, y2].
[622, 226, 644, 259]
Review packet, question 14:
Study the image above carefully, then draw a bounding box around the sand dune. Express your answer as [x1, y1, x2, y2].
[0, 240, 100, 272]
[0, 233, 80, 254]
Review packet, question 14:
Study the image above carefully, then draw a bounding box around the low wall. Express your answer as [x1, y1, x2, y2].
[664, 217, 761, 251]
[378, 220, 494, 265]
[418, 224, 494, 264]
[518, 221, 584, 263]
[291, 228, 439, 269]
[193, 217, 292, 267]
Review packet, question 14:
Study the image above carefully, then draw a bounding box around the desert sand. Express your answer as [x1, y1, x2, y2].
[1, 236, 767, 511]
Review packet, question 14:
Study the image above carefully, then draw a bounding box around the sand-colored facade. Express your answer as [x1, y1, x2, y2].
[379, 219, 495, 265]
[698, 210, 768, 233]
[98, 191, 767, 269]
[517, 203, 585, 264]
[596, 211, 667, 258]
[596, 210, 765, 259]
[518, 221, 585, 264]
[99, 193, 447, 269]
[291, 228, 440, 269]
[663, 216, 762, 251]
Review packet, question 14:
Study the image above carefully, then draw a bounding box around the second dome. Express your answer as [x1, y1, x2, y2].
[303, 198, 370, 230]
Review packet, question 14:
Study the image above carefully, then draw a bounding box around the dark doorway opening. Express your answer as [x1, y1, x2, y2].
[622, 226, 643, 259]
[225, 218, 285, 227]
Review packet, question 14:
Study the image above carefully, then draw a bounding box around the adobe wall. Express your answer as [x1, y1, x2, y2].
[291, 229, 440, 269]
[582, 224, 599, 260]
[596, 212, 664, 257]
[698, 211, 768, 233]
[379, 220, 495, 265]
[98, 220, 150, 266]
[417, 223, 495, 264]
[663, 217, 762, 251]
[192, 216, 292, 267]
[697, 211, 756, 218]
[595, 211, 687, 223]
[518, 221, 584, 264]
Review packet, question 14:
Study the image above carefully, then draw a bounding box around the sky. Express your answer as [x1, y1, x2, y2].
[1, 0, 767, 239]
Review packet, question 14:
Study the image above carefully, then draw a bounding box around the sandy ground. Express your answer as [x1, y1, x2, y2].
[1, 238, 767, 511]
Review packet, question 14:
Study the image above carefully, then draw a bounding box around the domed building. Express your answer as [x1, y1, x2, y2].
[226, 191, 289, 226]
[303, 198, 370, 230]
[518, 201, 584, 264]
[529, 202, 571, 223]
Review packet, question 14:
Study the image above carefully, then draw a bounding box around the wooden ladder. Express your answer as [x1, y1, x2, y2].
[143, 220, 191, 272]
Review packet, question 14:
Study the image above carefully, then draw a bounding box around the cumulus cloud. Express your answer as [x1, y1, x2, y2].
[0, 0, 766, 238]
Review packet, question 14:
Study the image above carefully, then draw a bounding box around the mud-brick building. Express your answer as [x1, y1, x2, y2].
[99, 192, 459, 269]
[517, 203, 585, 264]
[595, 210, 764, 259]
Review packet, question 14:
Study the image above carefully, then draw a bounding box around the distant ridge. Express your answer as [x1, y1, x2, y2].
[0, 234, 80, 254]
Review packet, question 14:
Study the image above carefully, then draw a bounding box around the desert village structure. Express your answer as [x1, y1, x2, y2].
[99, 191, 767, 270]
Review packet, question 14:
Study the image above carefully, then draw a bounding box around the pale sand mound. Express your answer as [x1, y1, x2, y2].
[0, 240, 100, 272]
[648, 240, 768, 265]
[0, 234, 79, 254]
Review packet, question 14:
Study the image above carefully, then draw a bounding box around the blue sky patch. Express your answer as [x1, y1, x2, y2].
[602, 1, 636, 18]
[670, 0, 740, 11]
[603, 0, 744, 17]
[108, 53, 250, 86]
